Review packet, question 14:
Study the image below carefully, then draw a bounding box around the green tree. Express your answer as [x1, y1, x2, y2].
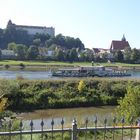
[78, 80, 86, 93]
[34, 33, 50, 44]
[55, 49, 65, 61]
[116, 85, 140, 121]
[101, 52, 108, 62]
[27, 45, 39, 59]
[69, 48, 78, 62]
[33, 38, 41, 46]
[15, 44, 28, 60]
[7, 42, 17, 51]
[0, 49, 1, 59]
[124, 47, 132, 63]
[78, 52, 86, 61]
[131, 48, 140, 63]
[115, 50, 124, 62]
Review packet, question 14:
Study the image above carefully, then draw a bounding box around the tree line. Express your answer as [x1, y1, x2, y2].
[0, 78, 127, 111]
[112, 47, 140, 64]
[0, 25, 84, 60]
[1, 24, 140, 63]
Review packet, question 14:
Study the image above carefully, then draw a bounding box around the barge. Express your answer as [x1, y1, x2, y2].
[52, 66, 131, 77]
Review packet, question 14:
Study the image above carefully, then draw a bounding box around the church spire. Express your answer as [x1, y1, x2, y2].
[122, 34, 126, 41]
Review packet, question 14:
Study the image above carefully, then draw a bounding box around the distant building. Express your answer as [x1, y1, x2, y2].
[1, 49, 16, 59]
[7, 20, 55, 37]
[110, 35, 130, 52]
[93, 48, 110, 54]
[38, 47, 54, 57]
[92, 48, 100, 54]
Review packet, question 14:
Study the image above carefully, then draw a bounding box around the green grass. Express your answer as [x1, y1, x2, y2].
[0, 60, 140, 67]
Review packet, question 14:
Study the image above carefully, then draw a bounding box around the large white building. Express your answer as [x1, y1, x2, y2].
[7, 20, 55, 37]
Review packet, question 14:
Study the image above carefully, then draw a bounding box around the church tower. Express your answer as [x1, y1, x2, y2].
[7, 20, 14, 28]
[122, 34, 126, 41]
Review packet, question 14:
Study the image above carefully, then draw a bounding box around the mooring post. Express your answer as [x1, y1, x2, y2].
[72, 118, 77, 140]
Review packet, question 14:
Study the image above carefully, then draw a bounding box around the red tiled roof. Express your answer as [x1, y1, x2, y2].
[93, 48, 100, 53]
[110, 40, 130, 51]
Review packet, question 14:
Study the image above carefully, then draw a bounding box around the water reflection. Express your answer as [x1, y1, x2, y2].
[18, 106, 115, 129]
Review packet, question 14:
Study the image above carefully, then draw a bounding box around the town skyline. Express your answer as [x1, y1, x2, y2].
[0, 0, 140, 49]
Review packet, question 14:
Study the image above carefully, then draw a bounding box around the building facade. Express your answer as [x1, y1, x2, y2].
[110, 35, 130, 52]
[1, 49, 16, 59]
[7, 20, 55, 37]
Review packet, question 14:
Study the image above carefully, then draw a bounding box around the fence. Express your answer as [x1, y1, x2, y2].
[0, 117, 140, 140]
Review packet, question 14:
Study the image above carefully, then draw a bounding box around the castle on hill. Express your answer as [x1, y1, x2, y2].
[7, 20, 55, 37]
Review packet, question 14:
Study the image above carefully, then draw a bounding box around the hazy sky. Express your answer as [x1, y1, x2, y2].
[0, 0, 140, 49]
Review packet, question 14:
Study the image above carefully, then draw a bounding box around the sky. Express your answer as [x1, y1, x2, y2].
[0, 0, 140, 49]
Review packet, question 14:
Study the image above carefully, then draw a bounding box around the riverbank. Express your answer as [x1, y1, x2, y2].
[0, 78, 139, 111]
[1, 60, 140, 70]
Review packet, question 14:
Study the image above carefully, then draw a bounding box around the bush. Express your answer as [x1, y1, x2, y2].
[0, 79, 133, 110]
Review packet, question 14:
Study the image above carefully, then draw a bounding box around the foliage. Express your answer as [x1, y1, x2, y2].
[0, 78, 134, 111]
[27, 45, 39, 59]
[116, 85, 140, 121]
[0, 49, 2, 59]
[130, 48, 140, 63]
[115, 51, 124, 62]
[78, 80, 86, 93]
[0, 98, 8, 112]
[55, 49, 65, 61]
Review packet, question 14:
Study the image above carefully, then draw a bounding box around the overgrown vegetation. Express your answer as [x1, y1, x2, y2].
[0, 78, 140, 120]
[0, 78, 131, 111]
[0, 78, 139, 139]
[116, 85, 140, 121]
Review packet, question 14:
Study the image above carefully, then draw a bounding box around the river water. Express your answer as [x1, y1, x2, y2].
[0, 69, 140, 79]
[0, 69, 137, 129]
[17, 106, 115, 129]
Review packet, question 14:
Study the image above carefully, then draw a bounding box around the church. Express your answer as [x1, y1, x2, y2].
[110, 35, 130, 52]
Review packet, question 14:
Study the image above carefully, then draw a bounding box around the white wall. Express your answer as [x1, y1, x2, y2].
[16, 26, 55, 36]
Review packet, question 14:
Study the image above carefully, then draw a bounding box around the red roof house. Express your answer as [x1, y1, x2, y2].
[110, 35, 130, 52]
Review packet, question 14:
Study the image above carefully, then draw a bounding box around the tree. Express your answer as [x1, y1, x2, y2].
[69, 48, 78, 62]
[33, 38, 41, 46]
[101, 52, 108, 62]
[78, 80, 86, 93]
[27, 45, 39, 59]
[114, 50, 124, 62]
[34, 33, 50, 43]
[117, 85, 140, 121]
[78, 52, 86, 61]
[124, 47, 132, 63]
[7, 42, 17, 51]
[14, 44, 28, 60]
[0, 49, 1, 59]
[55, 49, 65, 61]
[131, 48, 140, 63]
[55, 34, 66, 47]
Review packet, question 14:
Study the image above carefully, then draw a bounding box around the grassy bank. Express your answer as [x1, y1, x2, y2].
[1, 60, 140, 68]
[0, 78, 139, 111]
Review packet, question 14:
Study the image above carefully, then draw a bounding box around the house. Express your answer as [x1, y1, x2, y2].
[92, 48, 100, 54]
[38, 47, 54, 58]
[7, 20, 55, 37]
[1, 49, 16, 59]
[110, 35, 130, 52]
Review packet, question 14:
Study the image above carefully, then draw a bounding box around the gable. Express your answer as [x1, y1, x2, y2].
[110, 40, 130, 51]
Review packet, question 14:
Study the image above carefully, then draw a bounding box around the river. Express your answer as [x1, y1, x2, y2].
[17, 106, 115, 129]
[0, 69, 136, 129]
[0, 69, 140, 79]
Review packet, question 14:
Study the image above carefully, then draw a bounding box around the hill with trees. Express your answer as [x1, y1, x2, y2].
[0, 24, 85, 60]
